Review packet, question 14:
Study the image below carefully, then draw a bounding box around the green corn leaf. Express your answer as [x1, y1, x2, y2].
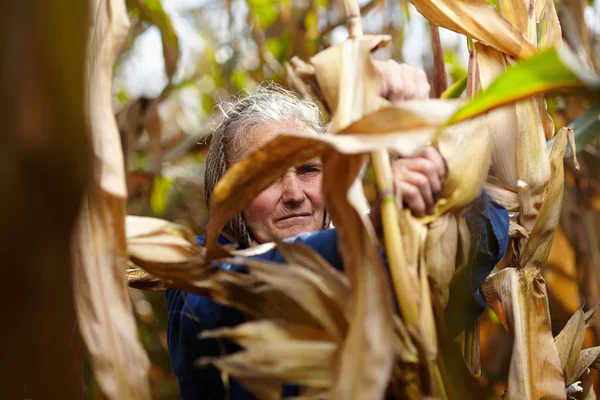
[447, 46, 600, 126]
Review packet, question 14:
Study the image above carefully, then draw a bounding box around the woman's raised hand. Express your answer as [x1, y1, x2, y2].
[391, 146, 447, 218]
[369, 60, 447, 221]
[373, 59, 431, 102]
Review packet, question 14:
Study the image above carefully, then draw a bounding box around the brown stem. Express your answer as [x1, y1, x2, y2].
[430, 23, 447, 98]
[467, 45, 480, 98]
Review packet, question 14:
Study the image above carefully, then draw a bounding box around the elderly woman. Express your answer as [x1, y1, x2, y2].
[166, 62, 509, 400]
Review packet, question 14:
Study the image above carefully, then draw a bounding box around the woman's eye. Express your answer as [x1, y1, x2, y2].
[298, 165, 322, 175]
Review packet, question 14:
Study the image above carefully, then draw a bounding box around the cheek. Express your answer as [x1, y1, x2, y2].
[244, 186, 280, 225]
[302, 175, 325, 209]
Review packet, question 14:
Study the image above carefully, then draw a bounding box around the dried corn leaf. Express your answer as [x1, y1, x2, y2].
[199, 341, 337, 388]
[72, 0, 150, 398]
[515, 97, 552, 234]
[409, 0, 537, 59]
[537, 0, 562, 50]
[554, 310, 586, 381]
[321, 152, 395, 400]
[418, 232, 439, 360]
[497, 0, 530, 36]
[520, 127, 569, 268]
[476, 42, 520, 191]
[232, 257, 349, 340]
[276, 241, 351, 308]
[570, 347, 600, 384]
[309, 35, 390, 132]
[201, 319, 335, 348]
[126, 215, 201, 263]
[338, 100, 464, 134]
[584, 304, 599, 326]
[482, 268, 565, 399]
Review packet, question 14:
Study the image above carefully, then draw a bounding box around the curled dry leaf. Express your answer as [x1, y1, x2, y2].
[309, 35, 390, 132]
[126, 215, 201, 263]
[569, 347, 600, 385]
[321, 151, 396, 400]
[408, 0, 537, 59]
[72, 0, 151, 398]
[198, 341, 337, 388]
[482, 268, 565, 400]
[554, 310, 586, 381]
[231, 257, 349, 340]
[520, 127, 570, 269]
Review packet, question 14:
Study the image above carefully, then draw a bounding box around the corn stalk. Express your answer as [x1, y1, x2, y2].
[72, 0, 151, 399]
[342, 0, 420, 328]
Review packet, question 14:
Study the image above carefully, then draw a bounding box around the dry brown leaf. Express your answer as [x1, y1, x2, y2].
[71, 0, 150, 398]
[126, 215, 201, 263]
[276, 241, 352, 310]
[338, 100, 464, 134]
[475, 43, 520, 192]
[515, 97, 552, 235]
[498, 0, 530, 36]
[199, 341, 337, 388]
[537, 0, 562, 50]
[409, 0, 537, 59]
[201, 319, 335, 348]
[321, 151, 395, 400]
[569, 347, 600, 384]
[482, 268, 565, 399]
[309, 35, 390, 132]
[554, 310, 586, 381]
[423, 214, 458, 308]
[233, 257, 349, 340]
[520, 127, 569, 269]
[584, 304, 600, 327]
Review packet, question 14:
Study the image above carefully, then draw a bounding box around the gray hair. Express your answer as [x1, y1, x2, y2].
[204, 82, 326, 248]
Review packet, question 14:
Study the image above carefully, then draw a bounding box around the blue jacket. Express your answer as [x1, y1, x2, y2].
[165, 192, 509, 399]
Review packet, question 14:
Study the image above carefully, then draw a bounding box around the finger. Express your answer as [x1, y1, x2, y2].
[398, 181, 427, 218]
[400, 169, 435, 213]
[394, 157, 442, 197]
[416, 146, 447, 182]
[414, 69, 431, 99]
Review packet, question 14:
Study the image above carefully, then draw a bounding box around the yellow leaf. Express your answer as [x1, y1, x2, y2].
[409, 0, 537, 59]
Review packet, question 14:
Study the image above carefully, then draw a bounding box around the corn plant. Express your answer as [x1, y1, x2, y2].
[122, 1, 600, 400]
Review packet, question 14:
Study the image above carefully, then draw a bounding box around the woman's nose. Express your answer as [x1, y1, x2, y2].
[281, 174, 306, 205]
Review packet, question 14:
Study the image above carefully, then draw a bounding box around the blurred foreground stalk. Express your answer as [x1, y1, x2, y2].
[72, 0, 151, 399]
[0, 0, 89, 398]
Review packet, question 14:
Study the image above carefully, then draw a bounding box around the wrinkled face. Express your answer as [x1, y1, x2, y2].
[231, 121, 325, 243]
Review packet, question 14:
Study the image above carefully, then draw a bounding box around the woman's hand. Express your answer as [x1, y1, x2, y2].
[370, 146, 447, 232]
[373, 59, 431, 102]
[392, 146, 447, 218]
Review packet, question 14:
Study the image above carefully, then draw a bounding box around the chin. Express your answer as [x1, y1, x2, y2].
[278, 224, 318, 239]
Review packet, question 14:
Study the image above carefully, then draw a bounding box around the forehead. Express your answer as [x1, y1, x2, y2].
[230, 120, 308, 163]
